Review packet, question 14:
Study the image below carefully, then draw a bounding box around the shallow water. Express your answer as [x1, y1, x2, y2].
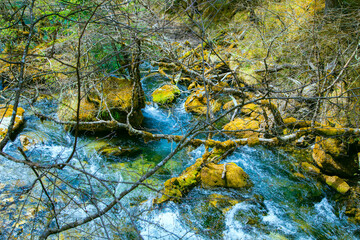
[0, 88, 359, 239]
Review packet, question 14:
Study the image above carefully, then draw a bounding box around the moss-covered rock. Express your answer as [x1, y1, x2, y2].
[321, 138, 346, 158]
[20, 132, 47, 151]
[223, 117, 260, 138]
[58, 77, 145, 131]
[184, 89, 221, 115]
[312, 136, 358, 177]
[323, 175, 350, 194]
[301, 162, 321, 175]
[155, 162, 201, 204]
[208, 193, 240, 214]
[0, 105, 25, 141]
[241, 103, 261, 117]
[200, 162, 252, 189]
[151, 84, 180, 105]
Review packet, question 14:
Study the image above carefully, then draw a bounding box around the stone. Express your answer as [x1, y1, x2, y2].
[241, 103, 261, 117]
[301, 162, 321, 175]
[0, 105, 25, 141]
[323, 175, 350, 194]
[184, 89, 221, 115]
[58, 77, 145, 131]
[223, 117, 260, 138]
[200, 162, 252, 189]
[156, 168, 200, 204]
[151, 84, 180, 105]
[321, 138, 345, 158]
[312, 137, 357, 177]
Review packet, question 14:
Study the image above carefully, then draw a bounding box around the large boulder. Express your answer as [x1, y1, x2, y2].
[151, 84, 180, 105]
[200, 162, 252, 189]
[0, 105, 25, 140]
[58, 77, 145, 131]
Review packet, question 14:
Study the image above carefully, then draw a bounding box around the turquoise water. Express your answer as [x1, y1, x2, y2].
[0, 88, 359, 239]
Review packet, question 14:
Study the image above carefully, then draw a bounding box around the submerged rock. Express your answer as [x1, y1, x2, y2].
[0, 105, 25, 141]
[58, 77, 145, 131]
[20, 132, 47, 151]
[151, 84, 180, 105]
[201, 162, 252, 189]
[98, 144, 140, 158]
[208, 193, 240, 213]
[87, 141, 140, 158]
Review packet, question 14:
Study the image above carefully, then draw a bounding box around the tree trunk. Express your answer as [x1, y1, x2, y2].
[325, 0, 341, 14]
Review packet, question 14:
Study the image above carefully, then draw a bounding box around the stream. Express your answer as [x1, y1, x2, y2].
[0, 72, 360, 239]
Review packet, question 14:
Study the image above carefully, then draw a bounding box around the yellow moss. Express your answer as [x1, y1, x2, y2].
[247, 136, 260, 147]
[184, 89, 222, 115]
[241, 103, 260, 116]
[58, 76, 144, 131]
[312, 141, 327, 169]
[283, 117, 297, 125]
[321, 138, 344, 158]
[143, 131, 154, 143]
[220, 139, 237, 149]
[189, 139, 203, 147]
[201, 162, 252, 189]
[156, 166, 201, 204]
[0, 105, 25, 118]
[293, 173, 306, 179]
[188, 82, 199, 90]
[237, 67, 259, 85]
[151, 84, 180, 105]
[172, 135, 183, 142]
[223, 100, 234, 110]
[223, 117, 260, 138]
[102, 77, 138, 111]
[208, 193, 240, 214]
[315, 127, 346, 136]
[324, 175, 350, 194]
[0, 105, 25, 141]
[211, 82, 229, 92]
[58, 96, 97, 123]
[301, 162, 321, 175]
[283, 117, 321, 129]
[204, 139, 218, 148]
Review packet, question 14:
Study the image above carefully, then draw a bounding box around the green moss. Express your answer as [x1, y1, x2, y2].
[324, 175, 350, 194]
[151, 84, 181, 105]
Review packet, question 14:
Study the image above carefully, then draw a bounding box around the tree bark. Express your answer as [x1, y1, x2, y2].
[325, 0, 341, 14]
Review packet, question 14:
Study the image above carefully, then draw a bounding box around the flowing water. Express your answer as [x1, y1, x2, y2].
[0, 75, 360, 239]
